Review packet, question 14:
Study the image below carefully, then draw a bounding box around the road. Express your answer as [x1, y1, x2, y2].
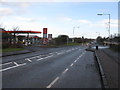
[1, 45, 102, 88]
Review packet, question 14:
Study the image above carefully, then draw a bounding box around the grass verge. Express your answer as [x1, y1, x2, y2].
[1, 48, 24, 53]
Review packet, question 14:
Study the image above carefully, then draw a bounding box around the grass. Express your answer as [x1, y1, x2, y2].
[40, 43, 81, 48]
[64, 43, 80, 46]
[1, 48, 24, 53]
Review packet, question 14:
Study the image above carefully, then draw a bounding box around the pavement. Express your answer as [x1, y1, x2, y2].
[89, 46, 119, 89]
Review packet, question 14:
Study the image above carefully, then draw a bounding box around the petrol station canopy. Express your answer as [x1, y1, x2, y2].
[1, 30, 42, 34]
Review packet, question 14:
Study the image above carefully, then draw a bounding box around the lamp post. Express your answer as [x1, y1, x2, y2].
[97, 13, 110, 38]
[72, 26, 79, 43]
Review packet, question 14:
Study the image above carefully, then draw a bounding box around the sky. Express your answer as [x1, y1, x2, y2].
[0, 0, 119, 39]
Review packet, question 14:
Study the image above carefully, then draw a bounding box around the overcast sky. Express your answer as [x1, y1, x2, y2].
[0, 0, 119, 38]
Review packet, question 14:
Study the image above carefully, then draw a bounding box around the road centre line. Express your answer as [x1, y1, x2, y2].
[70, 63, 74, 67]
[0, 63, 26, 72]
[0, 62, 12, 66]
[46, 48, 84, 88]
[46, 77, 60, 88]
[62, 68, 69, 74]
[74, 60, 77, 63]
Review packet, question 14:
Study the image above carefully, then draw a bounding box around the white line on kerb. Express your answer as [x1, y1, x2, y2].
[0, 62, 12, 66]
[0, 63, 26, 72]
[46, 77, 59, 88]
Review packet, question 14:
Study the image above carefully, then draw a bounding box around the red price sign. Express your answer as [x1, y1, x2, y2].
[43, 28, 47, 34]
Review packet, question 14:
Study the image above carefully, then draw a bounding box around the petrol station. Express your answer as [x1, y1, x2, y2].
[1, 28, 52, 46]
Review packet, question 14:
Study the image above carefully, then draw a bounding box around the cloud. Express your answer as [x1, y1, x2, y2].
[77, 19, 91, 24]
[99, 19, 118, 27]
[14, 16, 48, 23]
[57, 16, 73, 22]
[1, 0, 119, 2]
[62, 17, 72, 22]
[0, 7, 14, 16]
[15, 16, 36, 22]
[0, 2, 31, 8]
[17, 2, 31, 8]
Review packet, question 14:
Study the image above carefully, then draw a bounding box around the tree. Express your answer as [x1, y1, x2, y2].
[12, 26, 19, 44]
[12, 26, 19, 37]
[55, 35, 69, 45]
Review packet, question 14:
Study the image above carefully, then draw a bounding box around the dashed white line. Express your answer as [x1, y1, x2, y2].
[46, 49, 86, 88]
[46, 77, 60, 88]
[0, 63, 26, 72]
[62, 68, 69, 74]
[70, 63, 74, 67]
[74, 60, 77, 63]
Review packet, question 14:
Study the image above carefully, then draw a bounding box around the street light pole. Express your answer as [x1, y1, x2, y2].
[72, 26, 80, 43]
[97, 13, 111, 38]
[72, 27, 75, 43]
[108, 14, 110, 38]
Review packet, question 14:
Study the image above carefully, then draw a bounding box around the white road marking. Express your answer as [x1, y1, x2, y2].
[0, 62, 12, 66]
[70, 63, 74, 67]
[49, 52, 54, 55]
[74, 60, 77, 63]
[37, 55, 53, 61]
[62, 68, 69, 74]
[25, 58, 32, 62]
[79, 49, 81, 51]
[29, 57, 36, 59]
[13, 62, 19, 66]
[46, 77, 59, 88]
[0, 63, 26, 72]
[57, 52, 64, 55]
[36, 56, 41, 58]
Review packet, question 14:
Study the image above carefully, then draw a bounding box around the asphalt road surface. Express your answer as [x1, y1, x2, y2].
[2, 45, 102, 88]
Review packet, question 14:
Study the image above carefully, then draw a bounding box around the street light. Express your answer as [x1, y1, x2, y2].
[97, 13, 110, 38]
